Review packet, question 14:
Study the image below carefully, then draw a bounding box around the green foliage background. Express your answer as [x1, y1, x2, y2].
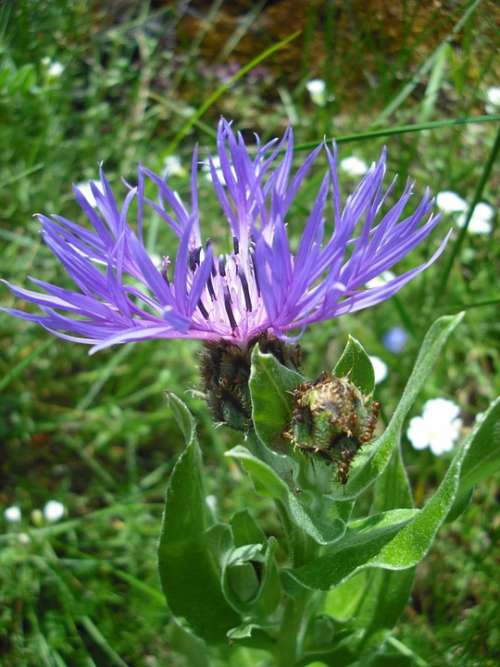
[0, 1, 498, 665]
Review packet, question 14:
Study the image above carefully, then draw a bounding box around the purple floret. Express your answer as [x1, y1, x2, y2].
[2, 119, 449, 353]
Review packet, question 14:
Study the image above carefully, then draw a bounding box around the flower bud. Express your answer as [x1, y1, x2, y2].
[289, 371, 379, 483]
[200, 334, 302, 431]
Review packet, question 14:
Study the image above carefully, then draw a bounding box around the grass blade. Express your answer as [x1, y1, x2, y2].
[434, 126, 500, 305]
[293, 114, 500, 152]
[165, 29, 302, 154]
[0, 339, 52, 392]
[374, 0, 482, 124]
[79, 616, 129, 667]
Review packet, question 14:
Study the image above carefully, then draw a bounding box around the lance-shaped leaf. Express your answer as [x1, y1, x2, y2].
[287, 406, 479, 590]
[334, 335, 375, 395]
[352, 446, 416, 649]
[159, 394, 240, 643]
[249, 346, 304, 446]
[330, 312, 464, 500]
[323, 445, 414, 633]
[447, 396, 500, 522]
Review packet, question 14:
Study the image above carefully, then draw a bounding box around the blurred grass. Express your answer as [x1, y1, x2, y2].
[1, 1, 499, 665]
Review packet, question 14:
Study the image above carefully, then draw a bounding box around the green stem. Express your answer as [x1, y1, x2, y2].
[274, 502, 319, 667]
[275, 590, 312, 667]
[292, 113, 500, 152]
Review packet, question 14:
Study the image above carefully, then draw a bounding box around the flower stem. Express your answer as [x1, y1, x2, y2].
[274, 590, 312, 667]
[273, 506, 319, 667]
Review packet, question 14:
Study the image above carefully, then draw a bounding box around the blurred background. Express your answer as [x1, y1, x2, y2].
[0, 1, 499, 665]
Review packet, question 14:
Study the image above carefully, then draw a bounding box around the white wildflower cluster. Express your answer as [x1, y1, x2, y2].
[4, 499, 65, 524]
[436, 191, 494, 235]
[407, 398, 462, 455]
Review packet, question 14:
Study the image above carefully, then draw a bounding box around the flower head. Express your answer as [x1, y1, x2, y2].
[3, 120, 448, 354]
[289, 371, 380, 483]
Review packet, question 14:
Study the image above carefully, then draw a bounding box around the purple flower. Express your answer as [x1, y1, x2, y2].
[2, 120, 449, 354]
[383, 326, 408, 354]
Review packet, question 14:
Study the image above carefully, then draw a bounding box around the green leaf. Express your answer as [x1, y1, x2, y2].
[231, 510, 267, 547]
[222, 538, 282, 617]
[352, 447, 415, 648]
[226, 623, 276, 651]
[249, 346, 304, 447]
[286, 509, 417, 591]
[165, 391, 196, 444]
[226, 446, 346, 547]
[336, 509, 419, 551]
[226, 445, 289, 501]
[168, 621, 210, 667]
[324, 571, 368, 622]
[159, 397, 240, 643]
[354, 568, 415, 648]
[253, 537, 282, 617]
[223, 544, 263, 613]
[335, 312, 464, 500]
[447, 397, 500, 522]
[334, 335, 375, 395]
[288, 408, 477, 591]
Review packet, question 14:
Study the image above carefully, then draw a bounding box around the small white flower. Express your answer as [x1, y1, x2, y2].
[457, 202, 494, 235]
[407, 398, 462, 455]
[436, 191, 467, 214]
[366, 270, 395, 289]
[75, 180, 105, 208]
[43, 500, 65, 522]
[369, 355, 388, 384]
[485, 86, 500, 113]
[340, 156, 368, 177]
[306, 79, 327, 106]
[42, 57, 64, 77]
[162, 155, 185, 178]
[48, 61, 64, 77]
[4, 506, 22, 522]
